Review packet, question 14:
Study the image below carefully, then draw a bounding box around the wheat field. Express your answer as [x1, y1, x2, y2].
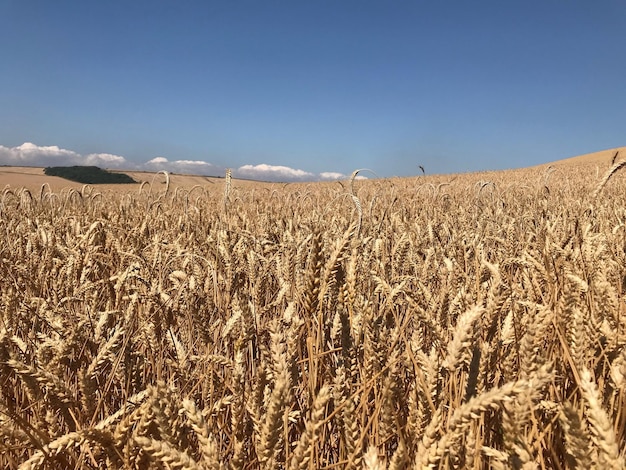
[1, 160, 625, 469]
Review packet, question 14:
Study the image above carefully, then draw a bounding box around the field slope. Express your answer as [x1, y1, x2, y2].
[2, 146, 626, 191]
[539, 145, 626, 167]
[1, 149, 625, 469]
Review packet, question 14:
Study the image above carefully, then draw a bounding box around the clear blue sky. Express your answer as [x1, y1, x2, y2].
[1, 1, 625, 181]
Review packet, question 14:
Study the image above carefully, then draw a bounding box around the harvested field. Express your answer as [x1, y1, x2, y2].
[0, 167, 274, 193]
[0, 167, 84, 192]
[1, 149, 626, 468]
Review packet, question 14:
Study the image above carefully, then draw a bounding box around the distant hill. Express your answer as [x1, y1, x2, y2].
[2, 145, 626, 191]
[543, 146, 626, 167]
[43, 166, 137, 184]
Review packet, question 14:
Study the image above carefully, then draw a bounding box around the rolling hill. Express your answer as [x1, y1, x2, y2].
[1, 146, 625, 191]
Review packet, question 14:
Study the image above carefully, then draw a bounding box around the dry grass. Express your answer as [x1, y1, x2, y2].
[1, 156, 626, 469]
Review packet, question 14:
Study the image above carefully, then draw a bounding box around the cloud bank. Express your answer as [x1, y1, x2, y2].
[145, 157, 215, 175]
[236, 164, 315, 181]
[319, 171, 346, 180]
[0, 142, 349, 183]
[0, 142, 130, 169]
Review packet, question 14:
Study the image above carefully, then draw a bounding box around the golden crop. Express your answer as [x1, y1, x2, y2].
[0, 162, 625, 469]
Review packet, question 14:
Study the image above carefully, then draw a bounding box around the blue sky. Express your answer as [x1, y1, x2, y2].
[1, 1, 625, 181]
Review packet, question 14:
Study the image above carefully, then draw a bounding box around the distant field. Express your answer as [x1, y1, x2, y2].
[2, 146, 625, 192]
[543, 146, 626, 167]
[1, 147, 626, 469]
[0, 166, 271, 192]
[0, 166, 85, 191]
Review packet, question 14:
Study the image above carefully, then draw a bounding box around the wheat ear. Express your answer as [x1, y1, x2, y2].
[133, 435, 200, 470]
[558, 401, 592, 468]
[579, 368, 623, 469]
[417, 364, 552, 468]
[181, 398, 220, 469]
[288, 385, 331, 470]
[593, 160, 626, 198]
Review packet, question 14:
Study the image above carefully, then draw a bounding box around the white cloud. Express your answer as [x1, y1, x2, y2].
[319, 171, 346, 180]
[175, 160, 213, 166]
[147, 157, 168, 164]
[0, 142, 353, 183]
[145, 156, 215, 175]
[0, 142, 129, 168]
[236, 163, 315, 182]
[84, 153, 128, 168]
